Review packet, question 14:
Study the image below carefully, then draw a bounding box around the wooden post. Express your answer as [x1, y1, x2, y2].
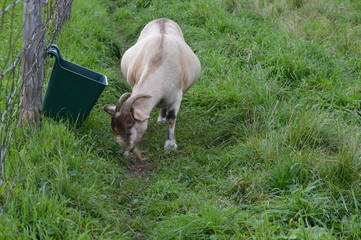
[57, 0, 73, 24]
[20, 0, 45, 125]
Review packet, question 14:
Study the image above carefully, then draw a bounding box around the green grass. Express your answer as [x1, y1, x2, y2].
[1, 0, 361, 239]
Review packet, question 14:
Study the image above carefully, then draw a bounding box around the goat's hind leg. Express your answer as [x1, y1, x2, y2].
[157, 108, 167, 124]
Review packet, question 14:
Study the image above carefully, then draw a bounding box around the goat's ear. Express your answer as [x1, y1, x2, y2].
[103, 105, 116, 115]
[132, 108, 150, 122]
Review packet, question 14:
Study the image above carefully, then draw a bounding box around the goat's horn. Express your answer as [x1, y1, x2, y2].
[121, 94, 152, 115]
[115, 92, 132, 112]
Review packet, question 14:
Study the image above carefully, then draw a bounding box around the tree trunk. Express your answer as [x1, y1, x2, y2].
[20, 0, 45, 125]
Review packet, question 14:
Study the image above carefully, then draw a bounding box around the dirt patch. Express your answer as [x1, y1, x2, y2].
[125, 155, 154, 175]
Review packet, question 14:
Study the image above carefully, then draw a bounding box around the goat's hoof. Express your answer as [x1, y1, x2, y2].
[164, 139, 178, 151]
[124, 151, 130, 157]
[157, 117, 166, 124]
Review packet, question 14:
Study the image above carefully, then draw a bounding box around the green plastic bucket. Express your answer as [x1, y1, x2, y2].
[43, 44, 108, 125]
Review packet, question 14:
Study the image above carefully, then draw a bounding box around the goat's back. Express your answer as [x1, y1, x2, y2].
[138, 18, 185, 41]
[121, 18, 201, 94]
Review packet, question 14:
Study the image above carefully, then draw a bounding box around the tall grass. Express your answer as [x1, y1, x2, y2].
[1, 0, 360, 239]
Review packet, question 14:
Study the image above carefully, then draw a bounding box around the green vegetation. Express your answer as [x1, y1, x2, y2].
[1, 0, 361, 239]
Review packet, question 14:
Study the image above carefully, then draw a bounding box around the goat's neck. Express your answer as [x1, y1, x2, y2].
[131, 94, 157, 116]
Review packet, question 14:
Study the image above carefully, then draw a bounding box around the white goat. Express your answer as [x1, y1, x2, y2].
[103, 18, 201, 160]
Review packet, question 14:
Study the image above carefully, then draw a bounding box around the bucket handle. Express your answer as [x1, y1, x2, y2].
[46, 44, 61, 60]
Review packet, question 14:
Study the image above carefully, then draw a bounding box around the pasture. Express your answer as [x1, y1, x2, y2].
[1, 0, 361, 239]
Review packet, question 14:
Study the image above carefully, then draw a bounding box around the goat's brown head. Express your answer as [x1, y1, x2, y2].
[103, 93, 151, 156]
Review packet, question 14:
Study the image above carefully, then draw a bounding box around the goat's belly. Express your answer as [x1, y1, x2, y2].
[155, 99, 173, 109]
[155, 93, 180, 109]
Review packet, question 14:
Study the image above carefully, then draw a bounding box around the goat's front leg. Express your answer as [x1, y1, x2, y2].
[133, 147, 144, 161]
[164, 113, 177, 150]
[164, 104, 180, 151]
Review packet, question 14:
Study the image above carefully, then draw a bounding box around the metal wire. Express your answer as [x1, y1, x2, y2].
[0, 0, 73, 216]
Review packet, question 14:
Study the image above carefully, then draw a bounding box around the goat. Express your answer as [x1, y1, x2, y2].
[103, 18, 201, 161]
